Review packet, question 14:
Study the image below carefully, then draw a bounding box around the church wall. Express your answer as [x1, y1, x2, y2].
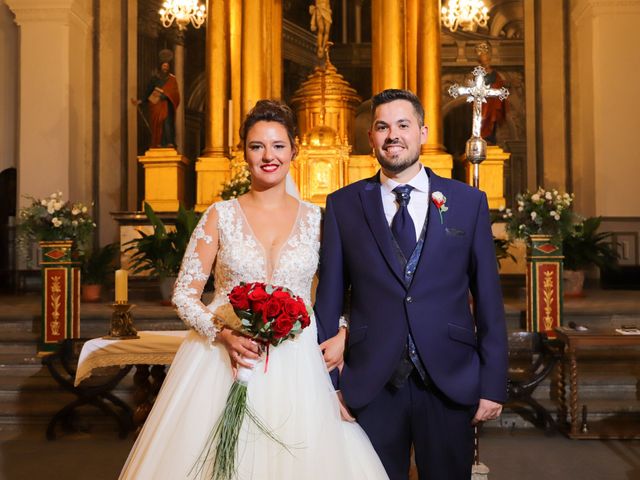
[7, 0, 92, 212]
[591, 8, 640, 218]
[98, 0, 124, 245]
[571, 0, 640, 218]
[0, 0, 18, 175]
[67, 0, 92, 207]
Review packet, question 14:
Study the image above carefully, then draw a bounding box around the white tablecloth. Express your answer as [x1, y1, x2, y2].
[74, 330, 188, 386]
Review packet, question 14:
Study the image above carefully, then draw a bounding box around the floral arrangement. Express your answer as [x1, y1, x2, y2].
[18, 191, 95, 247]
[193, 282, 311, 480]
[220, 156, 251, 200]
[501, 187, 574, 244]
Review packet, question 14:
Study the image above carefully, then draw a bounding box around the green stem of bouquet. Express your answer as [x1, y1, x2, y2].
[190, 381, 291, 480]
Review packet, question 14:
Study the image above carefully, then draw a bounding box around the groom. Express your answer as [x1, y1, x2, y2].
[315, 89, 508, 480]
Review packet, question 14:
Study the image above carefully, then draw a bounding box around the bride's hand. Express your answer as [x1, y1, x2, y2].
[336, 391, 355, 422]
[320, 327, 347, 372]
[216, 328, 261, 370]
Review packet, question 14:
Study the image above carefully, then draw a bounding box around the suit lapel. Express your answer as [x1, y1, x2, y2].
[413, 168, 446, 282]
[358, 174, 406, 285]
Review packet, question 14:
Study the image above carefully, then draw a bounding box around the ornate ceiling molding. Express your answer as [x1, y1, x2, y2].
[572, 0, 640, 25]
[6, 0, 90, 28]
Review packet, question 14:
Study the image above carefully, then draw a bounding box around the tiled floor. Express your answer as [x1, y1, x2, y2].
[1, 424, 640, 480]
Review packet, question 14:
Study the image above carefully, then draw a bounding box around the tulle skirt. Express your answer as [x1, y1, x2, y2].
[119, 329, 388, 480]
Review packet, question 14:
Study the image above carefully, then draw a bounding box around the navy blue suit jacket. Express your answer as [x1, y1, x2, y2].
[314, 168, 508, 409]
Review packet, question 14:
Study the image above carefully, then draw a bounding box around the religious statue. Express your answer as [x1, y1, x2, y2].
[476, 42, 507, 144]
[309, 0, 332, 58]
[134, 50, 181, 149]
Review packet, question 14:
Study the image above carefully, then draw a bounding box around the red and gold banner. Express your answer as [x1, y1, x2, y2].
[526, 235, 563, 338]
[40, 241, 81, 353]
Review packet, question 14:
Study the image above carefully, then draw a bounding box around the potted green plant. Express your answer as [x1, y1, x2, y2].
[80, 242, 119, 302]
[562, 216, 619, 297]
[124, 203, 199, 303]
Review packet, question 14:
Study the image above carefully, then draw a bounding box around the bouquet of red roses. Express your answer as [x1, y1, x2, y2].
[193, 282, 311, 480]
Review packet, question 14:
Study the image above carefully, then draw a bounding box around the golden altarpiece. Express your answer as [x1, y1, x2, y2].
[138, 0, 514, 212]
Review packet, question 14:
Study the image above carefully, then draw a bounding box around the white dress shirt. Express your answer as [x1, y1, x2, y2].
[380, 166, 430, 241]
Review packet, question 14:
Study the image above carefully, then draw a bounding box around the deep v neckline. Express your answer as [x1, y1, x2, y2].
[234, 198, 302, 282]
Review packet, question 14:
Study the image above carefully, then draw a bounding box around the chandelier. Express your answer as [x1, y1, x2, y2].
[159, 0, 207, 31]
[441, 0, 489, 33]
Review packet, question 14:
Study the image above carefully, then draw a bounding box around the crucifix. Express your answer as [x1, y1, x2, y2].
[448, 66, 509, 188]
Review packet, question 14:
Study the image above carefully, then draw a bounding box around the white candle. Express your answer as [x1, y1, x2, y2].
[115, 269, 128, 304]
[228, 99, 233, 150]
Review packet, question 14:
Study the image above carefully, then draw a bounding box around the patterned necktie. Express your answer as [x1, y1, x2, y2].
[391, 185, 416, 259]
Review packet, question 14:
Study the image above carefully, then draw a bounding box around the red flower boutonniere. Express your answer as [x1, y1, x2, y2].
[431, 191, 448, 224]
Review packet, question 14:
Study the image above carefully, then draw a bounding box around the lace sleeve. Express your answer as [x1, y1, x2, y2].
[172, 205, 220, 342]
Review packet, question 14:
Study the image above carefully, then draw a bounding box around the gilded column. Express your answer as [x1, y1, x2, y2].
[371, 0, 406, 92]
[241, 0, 266, 116]
[203, 0, 228, 156]
[406, 0, 418, 94]
[416, 0, 452, 177]
[196, 0, 230, 210]
[267, 0, 282, 99]
[229, 0, 242, 150]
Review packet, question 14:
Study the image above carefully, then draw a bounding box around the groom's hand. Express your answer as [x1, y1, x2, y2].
[472, 398, 503, 425]
[320, 327, 347, 372]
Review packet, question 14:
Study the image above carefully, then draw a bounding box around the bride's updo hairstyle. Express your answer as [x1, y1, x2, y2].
[240, 100, 298, 148]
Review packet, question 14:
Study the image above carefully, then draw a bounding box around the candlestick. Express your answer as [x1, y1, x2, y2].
[104, 302, 139, 340]
[115, 269, 128, 304]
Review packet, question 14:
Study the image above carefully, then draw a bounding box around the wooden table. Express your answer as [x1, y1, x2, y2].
[74, 331, 187, 433]
[555, 326, 640, 439]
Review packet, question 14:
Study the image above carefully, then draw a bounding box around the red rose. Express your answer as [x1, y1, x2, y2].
[272, 289, 291, 301]
[262, 297, 284, 323]
[248, 284, 269, 313]
[283, 297, 300, 316]
[228, 284, 250, 310]
[272, 313, 295, 339]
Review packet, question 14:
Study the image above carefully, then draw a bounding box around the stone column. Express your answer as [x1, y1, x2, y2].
[416, 0, 452, 177]
[6, 0, 93, 208]
[371, 0, 406, 92]
[195, 0, 230, 210]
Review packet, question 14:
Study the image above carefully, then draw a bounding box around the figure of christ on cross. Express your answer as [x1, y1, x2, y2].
[448, 66, 509, 187]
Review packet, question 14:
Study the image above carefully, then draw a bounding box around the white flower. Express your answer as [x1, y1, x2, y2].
[40, 199, 47, 206]
[531, 193, 540, 202]
[47, 204, 55, 214]
[517, 200, 524, 207]
[518, 206, 524, 212]
[52, 218, 62, 228]
[519, 224, 525, 230]
[54, 201, 63, 211]
[82, 206, 88, 213]
[545, 192, 552, 200]
[550, 211, 556, 217]
[499, 205, 505, 212]
[51, 193, 58, 199]
[71, 208, 80, 216]
[71, 220, 78, 226]
[553, 214, 560, 221]
[531, 211, 537, 220]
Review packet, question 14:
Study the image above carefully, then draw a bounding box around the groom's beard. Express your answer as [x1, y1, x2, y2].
[375, 140, 421, 174]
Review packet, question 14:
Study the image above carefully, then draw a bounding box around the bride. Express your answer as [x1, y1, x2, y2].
[119, 100, 388, 479]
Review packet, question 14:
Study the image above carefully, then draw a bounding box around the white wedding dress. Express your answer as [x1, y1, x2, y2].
[120, 199, 388, 480]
